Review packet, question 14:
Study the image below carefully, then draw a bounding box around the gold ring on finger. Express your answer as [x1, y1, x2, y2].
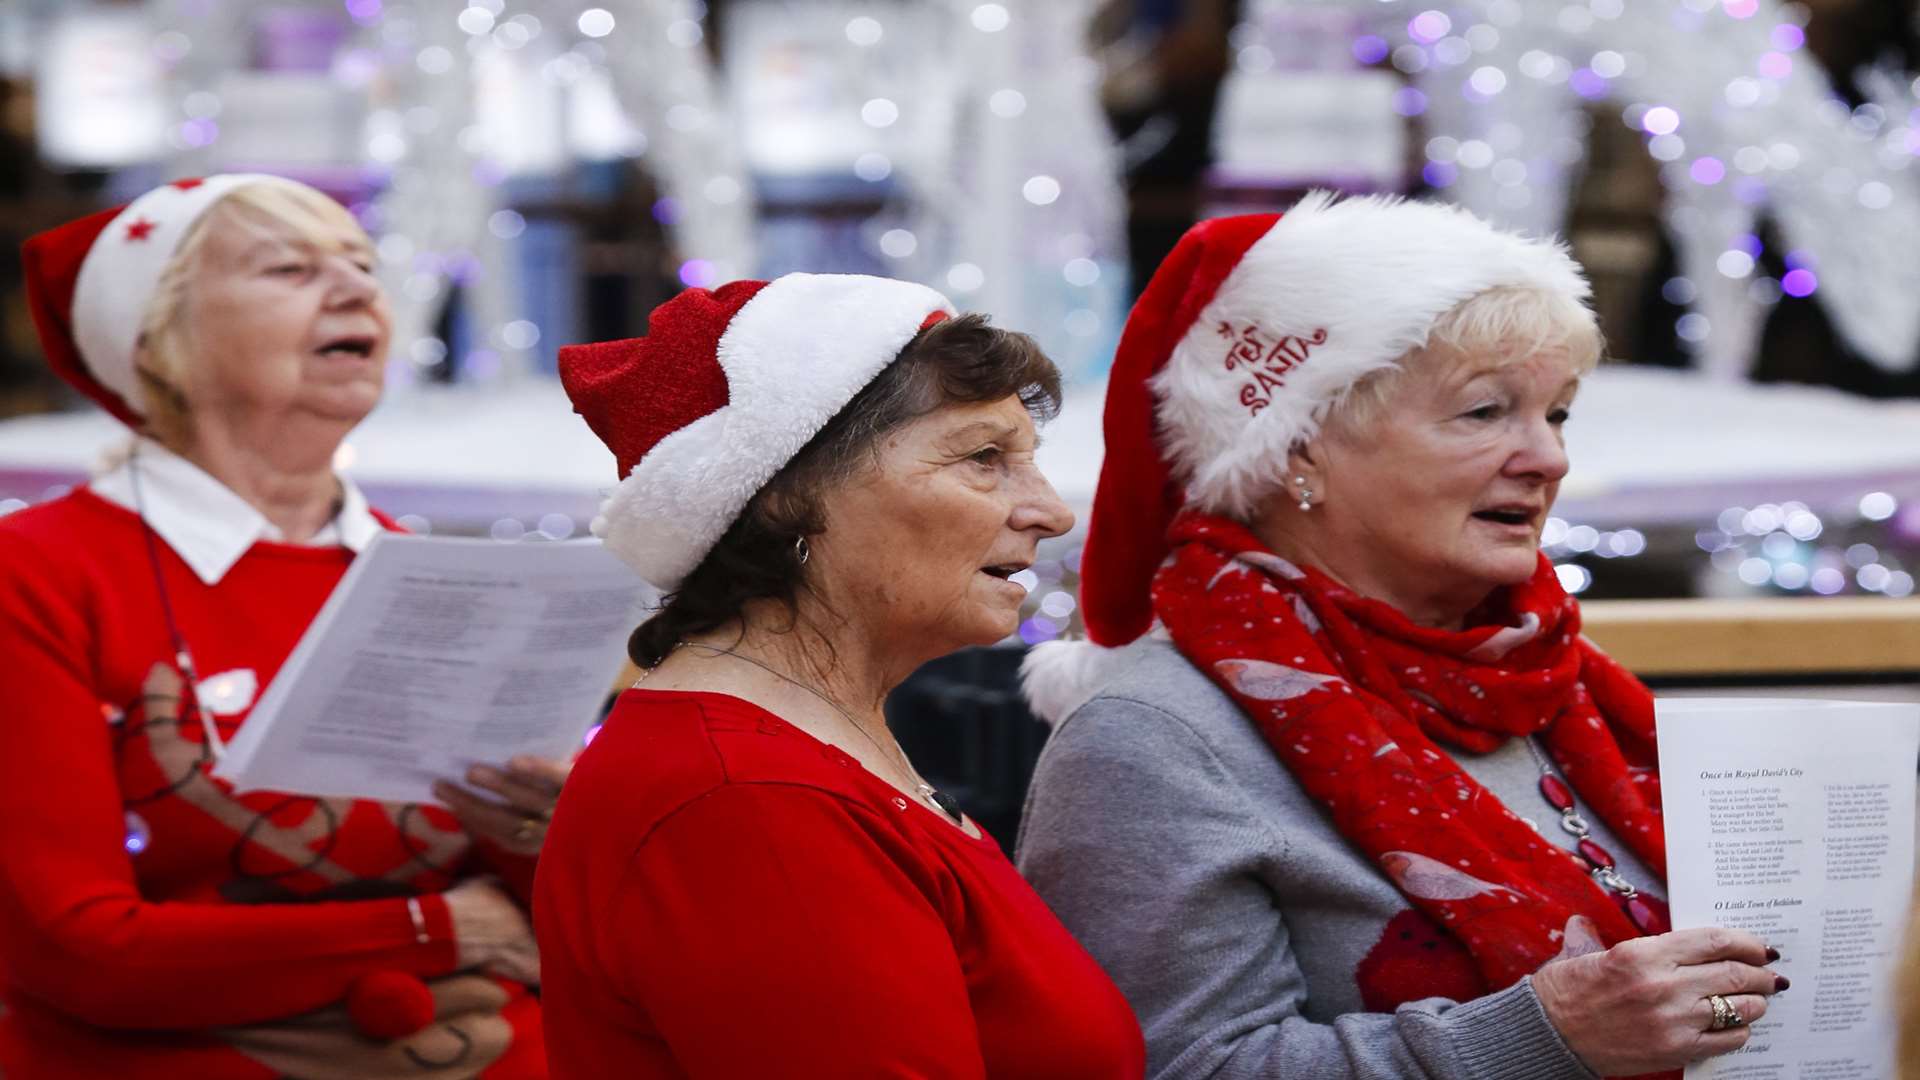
[1706, 993, 1745, 1031]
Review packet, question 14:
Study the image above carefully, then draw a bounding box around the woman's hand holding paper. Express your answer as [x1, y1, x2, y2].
[433, 755, 571, 856]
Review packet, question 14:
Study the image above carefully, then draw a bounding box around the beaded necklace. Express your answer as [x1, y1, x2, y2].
[1524, 736, 1670, 934]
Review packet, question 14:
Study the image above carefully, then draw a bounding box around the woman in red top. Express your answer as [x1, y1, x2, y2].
[1, 175, 565, 1078]
[536, 275, 1146, 1077]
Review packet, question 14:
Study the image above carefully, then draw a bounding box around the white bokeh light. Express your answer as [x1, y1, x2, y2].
[577, 9, 614, 38]
[971, 4, 1010, 32]
[989, 89, 1027, 118]
[947, 263, 985, 292]
[1022, 175, 1061, 205]
[879, 228, 918, 258]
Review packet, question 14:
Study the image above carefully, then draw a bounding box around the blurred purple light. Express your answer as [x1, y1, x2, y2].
[652, 197, 682, 225]
[678, 259, 717, 287]
[1732, 177, 1769, 205]
[444, 251, 481, 284]
[1641, 106, 1680, 135]
[465, 349, 502, 380]
[124, 812, 150, 856]
[180, 119, 219, 147]
[343, 0, 382, 23]
[1784, 249, 1815, 270]
[1353, 35, 1390, 65]
[1757, 51, 1791, 79]
[1736, 232, 1763, 256]
[1689, 157, 1726, 184]
[1779, 268, 1817, 296]
[1408, 10, 1451, 44]
[1422, 161, 1459, 188]
[1393, 88, 1429, 116]
[1019, 617, 1061, 645]
[1569, 68, 1609, 99]
[1769, 23, 1804, 50]
[1896, 504, 1920, 543]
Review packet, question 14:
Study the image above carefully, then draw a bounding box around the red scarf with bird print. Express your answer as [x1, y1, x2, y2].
[1154, 513, 1669, 997]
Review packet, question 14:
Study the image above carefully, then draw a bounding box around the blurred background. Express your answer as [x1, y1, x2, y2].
[2, 0, 1917, 836]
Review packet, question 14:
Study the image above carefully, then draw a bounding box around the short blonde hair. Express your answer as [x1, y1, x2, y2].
[1328, 285, 1603, 436]
[134, 180, 371, 447]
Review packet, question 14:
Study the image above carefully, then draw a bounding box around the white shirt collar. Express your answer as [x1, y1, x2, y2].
[89, 437, 382, 586]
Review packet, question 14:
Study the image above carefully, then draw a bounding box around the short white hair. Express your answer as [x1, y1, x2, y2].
[1329, 285, 1602, 434]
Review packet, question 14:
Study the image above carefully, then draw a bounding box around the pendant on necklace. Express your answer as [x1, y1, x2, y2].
[1624, 892, 1671, 935]
[921, 785, 965, 824]
[1529, 737, 1667, 934]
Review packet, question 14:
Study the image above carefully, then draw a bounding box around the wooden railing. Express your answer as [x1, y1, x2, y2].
[604, 599, 1920, 693]
[1581, 597, 1920, 679]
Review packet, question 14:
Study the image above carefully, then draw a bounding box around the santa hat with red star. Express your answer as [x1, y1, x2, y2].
[21, 174, 304, 426]
[559, 273, 954, 590]
[1024, 191, 1589, 722]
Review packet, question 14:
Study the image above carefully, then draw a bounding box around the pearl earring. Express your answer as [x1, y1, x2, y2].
[1294, 476, 1313, 512]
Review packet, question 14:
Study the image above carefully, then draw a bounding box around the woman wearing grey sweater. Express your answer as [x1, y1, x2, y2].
[1017, 195, 1787, 1080]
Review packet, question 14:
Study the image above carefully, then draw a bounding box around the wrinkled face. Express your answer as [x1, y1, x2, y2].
[809, 395, 1076, 656]
[172, 203, 390, 430]
[1314, 345, 1579, 614]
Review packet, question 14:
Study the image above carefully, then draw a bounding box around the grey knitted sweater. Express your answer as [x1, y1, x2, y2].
[1017, 637, 1663, 1080]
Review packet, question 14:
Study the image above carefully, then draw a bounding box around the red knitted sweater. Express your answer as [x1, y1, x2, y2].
[535, 689, 1147, 1078]
[0, 489, 545, 1079]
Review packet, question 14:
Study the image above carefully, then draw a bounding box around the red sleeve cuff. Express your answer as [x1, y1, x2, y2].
[412, 892, 460, 975]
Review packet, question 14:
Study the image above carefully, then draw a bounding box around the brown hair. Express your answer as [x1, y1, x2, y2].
[628, 313, 1061, 667]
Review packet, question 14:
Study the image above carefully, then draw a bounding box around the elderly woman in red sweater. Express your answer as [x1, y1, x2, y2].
[534, 276, 1146, 1077]
[1, 176, 559, 1078]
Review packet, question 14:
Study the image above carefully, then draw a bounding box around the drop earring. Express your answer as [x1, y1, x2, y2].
[793, 535, 810, 565]
[1294, 476, 1313, 512]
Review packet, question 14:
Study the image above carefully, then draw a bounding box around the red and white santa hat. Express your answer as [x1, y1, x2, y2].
[560, 273, 955, 589]
[1078, 190, 1591, 650]
[21, 174, 304, 426]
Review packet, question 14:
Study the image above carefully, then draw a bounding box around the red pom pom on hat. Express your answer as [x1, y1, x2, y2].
[346, 970, 437, 1041]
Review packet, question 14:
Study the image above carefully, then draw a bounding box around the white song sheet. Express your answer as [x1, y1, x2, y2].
[212, 533, 652, 805]
[1658, 698, 1920, 1080]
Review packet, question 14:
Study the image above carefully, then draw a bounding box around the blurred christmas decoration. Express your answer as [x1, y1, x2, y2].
[726, 0, 1126, 380]
[32, 6, 170, 167]
[1252, 0, 1920, 379]
[77, 0, 755, 389]
[1213, 0, 1920, 378]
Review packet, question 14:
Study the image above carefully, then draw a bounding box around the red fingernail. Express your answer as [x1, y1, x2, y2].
[1774, 975, 1790, 992]
[1764, 946, 1780, 962]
